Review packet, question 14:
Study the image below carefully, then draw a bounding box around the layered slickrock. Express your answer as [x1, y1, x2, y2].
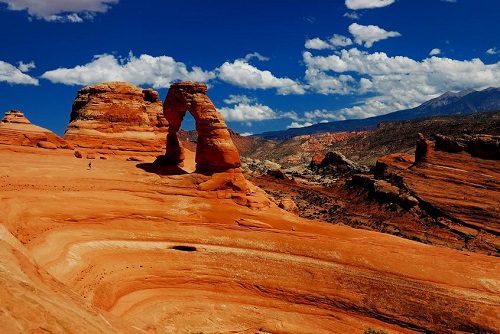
[246, 133, 499, 255]
[373, 134, 500, 253]
[0, 110, 69, 149]
[0, 225, 141, 334]
[0, 146, 498, 333]
[64, 82, 168, 158]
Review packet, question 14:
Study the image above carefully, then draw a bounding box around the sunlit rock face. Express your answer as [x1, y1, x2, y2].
[64, 82, 168, 157]
[0, 109, 69, 148]
[162, 82, 241, 173]
[0, 146, 499, 334]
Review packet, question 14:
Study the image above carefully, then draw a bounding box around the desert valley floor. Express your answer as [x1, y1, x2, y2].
[0, 145, 499, 333]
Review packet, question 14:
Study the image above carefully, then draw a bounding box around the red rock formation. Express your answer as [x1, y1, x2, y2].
[0, 147, 498, 333]
[310, 153, 324, 167]
[278, 197, 299, 215]
[2, 109, 30, 124]
[64, 82, 168, 158]
[414, 132, 433, 164]
[162, 82, 241, 173]
[374, 134, 500, 254]
[0, 110, 69, 148]
[0, 225, 140, 334]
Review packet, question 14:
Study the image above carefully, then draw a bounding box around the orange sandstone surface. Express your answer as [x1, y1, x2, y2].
[0, 110, 70, 149]
[64, 82, 168, 158]
[0, 146, 499, 333]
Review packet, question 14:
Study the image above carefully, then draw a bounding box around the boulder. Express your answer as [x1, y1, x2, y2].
[37, 141, 57, 150]
[263, 160, 281, 171]
[278, 198, 299, 215]
[267, 169, 288, 180]
[314, 151, 368, 175]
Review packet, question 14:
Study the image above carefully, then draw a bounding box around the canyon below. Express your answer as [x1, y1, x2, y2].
[0, 82, 499, 334]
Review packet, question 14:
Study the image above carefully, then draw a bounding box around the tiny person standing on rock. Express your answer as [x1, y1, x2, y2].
[88, 161, 92, 169]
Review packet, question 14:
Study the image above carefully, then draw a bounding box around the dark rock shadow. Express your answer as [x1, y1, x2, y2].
[136, 163, 188, 176]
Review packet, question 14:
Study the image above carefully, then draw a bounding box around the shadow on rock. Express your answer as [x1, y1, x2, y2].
[136, 163, 188, 176]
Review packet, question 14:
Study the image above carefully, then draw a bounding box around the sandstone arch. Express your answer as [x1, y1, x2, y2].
[163, 82, 241, 173]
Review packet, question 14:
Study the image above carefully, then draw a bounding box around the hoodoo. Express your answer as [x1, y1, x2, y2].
[162, 82, 241, 173]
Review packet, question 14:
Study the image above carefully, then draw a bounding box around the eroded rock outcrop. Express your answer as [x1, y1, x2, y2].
[157, 82, 259, 198]
[64, 82, 168, 158]
[434, 133, 499, 160]
[162, 82, 241, 172]
[370, 133, 500, 254]
[0, 110, 69, 148]
[310, 151, 369, 175]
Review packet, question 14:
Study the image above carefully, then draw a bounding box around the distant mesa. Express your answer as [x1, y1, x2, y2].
[0, 109, 69, 149]
[64, 82, 168, 157]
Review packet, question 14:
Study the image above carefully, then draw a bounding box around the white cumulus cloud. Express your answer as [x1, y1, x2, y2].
[486, 47, 500, 55]
[219, 102, 277, 122]
[239, 132, 253, 137]
[0, 59, 38, 85]
[302, 47, 500, 120]
[17, 61, 35, 72]
[244, 52, 270, 62]
[429, 48, 441, 56]
[330, 34, 354, 48]
[0, 0, 119, 22]
[219, 95, 300, 122]
[305, 34, 353, 50]
[349, 23, 401, 48]
[287, 121, 313, 129]
[305, 38, 332, 50]
[345, 0, 395, 10]
[41, 53, 215, 88]
[305, 68, 355, 95]
[344, 12, 360, 19]
[223, 94, 254, 105]
[217, 59, 305, 95]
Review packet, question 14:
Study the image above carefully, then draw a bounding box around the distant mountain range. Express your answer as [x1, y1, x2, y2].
[256, 87, 500, 140]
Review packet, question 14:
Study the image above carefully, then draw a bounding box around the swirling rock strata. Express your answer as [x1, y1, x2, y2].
[0, 147, 498, 333]
[64, 82, 168, 158]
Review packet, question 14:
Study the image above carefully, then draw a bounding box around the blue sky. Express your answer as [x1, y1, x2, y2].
[0, 0, 499, 135]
